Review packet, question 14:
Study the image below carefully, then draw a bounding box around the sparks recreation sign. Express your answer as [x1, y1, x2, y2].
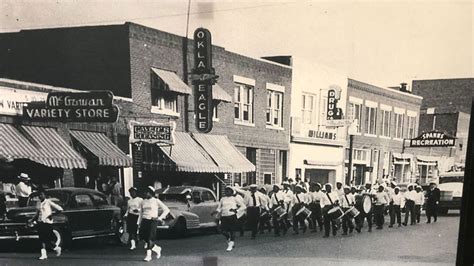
[409, 130, 456, 147]
[23, 91, 119, 122]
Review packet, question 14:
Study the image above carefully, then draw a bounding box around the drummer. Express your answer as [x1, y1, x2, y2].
[335, 182, 345, 199]
[321, 183, 340, 238]
[353, 186, 364, 233]
[389, 186, 403, 227]
[361, 182, 376, 232]
[270, 184, 288, 237]
[414, 185, 424, 224]
[290, 184, 309, 234]
[374, 185, 390, 229]
[258, 187, 272, 234]
[233, 189, 247, 237]
[309, 183, 324, 233]
[282, 181, 294, 229]
[340, 186, 355, 235]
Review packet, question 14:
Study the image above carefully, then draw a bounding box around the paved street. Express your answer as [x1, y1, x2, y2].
[0, 213, 459, 266]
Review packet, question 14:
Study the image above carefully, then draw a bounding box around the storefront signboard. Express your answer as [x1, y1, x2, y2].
[129, 121, 175, 145]
[0, 87, 47, 116]
[409, 130, 456, 147]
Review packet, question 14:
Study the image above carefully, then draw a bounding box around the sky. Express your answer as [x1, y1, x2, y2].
[0, 0, 472, 87]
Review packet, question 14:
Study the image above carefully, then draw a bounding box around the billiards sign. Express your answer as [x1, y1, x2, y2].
[409, 130, 456, 147]
[191, 28, 217, 133]
[23, 91, 119, 122]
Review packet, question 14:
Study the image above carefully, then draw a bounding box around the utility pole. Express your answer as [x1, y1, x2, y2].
[182, 0, 191, 132]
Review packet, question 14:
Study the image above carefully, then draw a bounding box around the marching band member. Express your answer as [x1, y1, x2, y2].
[387, 181, 397, 227]
[403, 184, 416, 226]
[243, 184, 266, 239]
[290, 184, 309, 234]
[215, 186, 245, 252]
[414, 185, 424, 224]
[389, 187, 403, 227]
[270, 184, 288, 236]
[139, 186, 170, 262]
[361, 182, 376, 232]
[258, 187, 272, 234]
[231, 187, 247, 237]
[374, 185, 390, 229]
[125, 187, 142, 250]
[282, 181, 294, 229]
[29, 188, 63, 260]
[340, 186, 355, 235]
[309, 183, 324, 233]
[353, 186, 364, 233]
[321, 183, 340, 238]
[335, 182, 345, 200]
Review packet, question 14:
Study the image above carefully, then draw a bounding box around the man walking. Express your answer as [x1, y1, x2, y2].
[374, 185, 390, 229]
[426, 182, 440, 223]
[403, 184, 416, 226]
[243, 184, 265, 239]
[389, 187, 403, 227]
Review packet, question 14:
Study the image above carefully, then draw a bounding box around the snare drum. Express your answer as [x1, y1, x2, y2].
[260, 210, 271, 220]
[328, 206, 344, 221]
[343, 206, 360, 219]
[271, 206, 287, 220]
[295, 206, 312, 220]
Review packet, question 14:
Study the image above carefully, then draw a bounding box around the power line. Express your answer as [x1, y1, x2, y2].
[0, 2, 295, 32]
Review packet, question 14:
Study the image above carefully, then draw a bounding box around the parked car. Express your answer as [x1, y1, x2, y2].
[156, 186, 219, 237]
[0, 188, 122, 247]
[437, 171, 464, 215]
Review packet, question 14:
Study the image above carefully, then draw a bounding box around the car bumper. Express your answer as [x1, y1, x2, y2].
[156, 225, 170, 229]
[0, 222, 39, 241]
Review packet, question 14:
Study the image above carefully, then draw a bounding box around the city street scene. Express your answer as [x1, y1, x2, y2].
[0, 1, 472, 265]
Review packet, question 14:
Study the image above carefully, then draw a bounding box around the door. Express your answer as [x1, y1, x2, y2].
[90, 192, 116, 233]
[68, 194, 97, 237]
[354, 164, 366, 185]
[304, 169, 329, 185]
[198, 190, 218, 225]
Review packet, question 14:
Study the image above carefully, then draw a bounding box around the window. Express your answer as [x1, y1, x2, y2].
[394, 113, 405, 139]
[407, 115, 416, 139]
[353, 149, 368, 162]
[234, 83, 254, 124]
[91, 193, 108, 206]
[200, 191, 215, 202]
[264, 173, 272, 185]
[348, 102, 362, 133]
[151, 77, 178, 114]
[213, 101, 219, 120]
[365, 106, 377, 135]
[266, 90, 283, 127]
[74, 194, 94, 208]
[381, 110, 391, 137]
[301, 94, 314, 125]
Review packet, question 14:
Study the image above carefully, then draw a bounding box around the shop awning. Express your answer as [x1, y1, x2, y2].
[392, 152, 413, 160]
[304, 160, 340, 166]
[158, 132, 221, 173]
[416, 155, 439, 163]
[20, 126, 87, 169]
[70, 130, 132, 167]
[212, 84, 232, 102]
[192, 133, 256, 173]
[151, 67, 192, 95]
[0, 123, 43, 163]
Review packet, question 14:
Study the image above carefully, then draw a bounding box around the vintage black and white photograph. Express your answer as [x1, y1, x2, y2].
[0, 0, 472, 265]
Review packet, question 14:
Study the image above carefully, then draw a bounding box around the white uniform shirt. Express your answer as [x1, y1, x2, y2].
[16, 182, 31, 198]
[260, 193, 271, 210]
[38, 199, 63, 224]
[320, 191, 339, 207]
[270, 191, 286, 208]
[340, 193, 355, 208]
[243, 191, 266, 208]
[127, 197, 143, 216]
[291, 192, 309, 205]
[405, 190, 417, 202]
[217, 196, 244, 217]
[311, 191, 325, 206]
[414, 191, 424, 205]
[140, 197, 170, 220]
[374, 191, 390, 205]
[282, 189, 294, 204]
[391, 193, 403, 206]
[336, 188, 345, 200]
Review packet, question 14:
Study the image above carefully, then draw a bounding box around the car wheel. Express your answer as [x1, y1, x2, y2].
[172, 218, 187, 238]
[111, 218, 125, 245]
[52, 227, 68, 248]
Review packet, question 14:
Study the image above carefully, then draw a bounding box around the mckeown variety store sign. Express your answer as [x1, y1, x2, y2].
[409, 130, 456, 147]
[23, 91, 119, 122]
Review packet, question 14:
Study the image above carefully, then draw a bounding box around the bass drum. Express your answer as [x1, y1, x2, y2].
[362, 195, 372, 214]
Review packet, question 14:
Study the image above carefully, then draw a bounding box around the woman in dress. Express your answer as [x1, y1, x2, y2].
[124, 187, 142, 250]
[215, 186, 244, 252]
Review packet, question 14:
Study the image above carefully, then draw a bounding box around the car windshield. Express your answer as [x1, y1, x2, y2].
[158, 194, 188, 203]
[28, 191, 69, 207]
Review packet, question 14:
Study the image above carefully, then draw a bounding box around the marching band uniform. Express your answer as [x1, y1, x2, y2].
[321, 184, 340, 237]
[340, 186, 355, 235]
[309, 184, 324, 232]
[389, 187, 403, 227]
[361, 184, 376, 232]
[233, 191, 246, 236]
[335, 182, 345, 200]
[216, 186, 245, 252]
[414, 186, 424, 224]
[258, 188, 272, 234]
[243, 185, 266, 239]
[290, 185, 309, 234]
[125, 187, 143, 250]
[282, 182, 294, 229]
[270, 186, 288, 236]
[374, 186, 390, 229]
[403, 185, 416, 226]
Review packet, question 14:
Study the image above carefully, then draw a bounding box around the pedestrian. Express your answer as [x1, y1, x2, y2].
[389, 187, 403, 227]
[321, 183, 340, 238]
[290, 184, 308, 235]
[125, 187, 142, 250]
[108, 176, 123, 207]
[414, 185, 424, 224]
[270, 184, 288, 236]
[387, 181, 397, 226]
[309, 183, 324, 233]
[258, 187, 272, 234]
[29, 188, 63, 260]
[16, 173, 32, 207]
[242, 184, 265, 239]
[139, 186, 170, 262]
[426, 182, 440, 223]
[403, 184, 416, 226]
[340, 186, 355, 235]
[374, 185, 390, 229]
[215, 186, 244, 252]
[361, 182, 376, 232]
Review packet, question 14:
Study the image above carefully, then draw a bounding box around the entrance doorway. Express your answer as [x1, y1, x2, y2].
[304, 169, 330, 185]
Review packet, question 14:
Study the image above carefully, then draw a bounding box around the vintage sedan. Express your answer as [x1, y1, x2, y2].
[156, 186, 219, 237]
[0, 188, 122, 247]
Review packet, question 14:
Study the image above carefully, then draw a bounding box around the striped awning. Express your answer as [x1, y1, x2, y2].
[0, 123, 43, 163]
[20, 126, 87, 169]
[158, 132, 221, 173]
[151, 67, 192, 95]
[192, 133, 256, 173]
[212, 84, 232, 102]
[70, 130, 132, 167]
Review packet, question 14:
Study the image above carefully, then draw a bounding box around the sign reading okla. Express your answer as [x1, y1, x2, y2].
[23, 91, 119, 122]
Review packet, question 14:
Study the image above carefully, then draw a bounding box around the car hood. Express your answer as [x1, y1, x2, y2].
[161, 200, 188, 210]
[5, 207, 37, 223]
[438, 182, 463, 197]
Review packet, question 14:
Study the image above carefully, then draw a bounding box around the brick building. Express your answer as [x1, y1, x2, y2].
[0, 22, 292, 188]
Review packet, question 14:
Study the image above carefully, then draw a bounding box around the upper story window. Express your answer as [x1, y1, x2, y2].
[348, 97, 362, 133]
[152, 91, 177, 113]
[266, 90, 283, 127]
[301, 94, 314, 125]
[234, 82, 254, 124]
[407, 112, 417, 139]
[150, 68, 190, 117]
[364, 101, 378, 136]
[394, 111, 405, 139]
[381, 106, 392, 138]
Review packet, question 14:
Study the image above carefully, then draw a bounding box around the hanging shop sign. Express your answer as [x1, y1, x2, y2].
[129, 121, 175, 145]
[326, 86, 343, 121]
[22, 90, 119, 122]
[409, 130, 456, 147]
[191, 27, 217, 133]
[0, 87, 48, 116]
[308, 129, 337, 140]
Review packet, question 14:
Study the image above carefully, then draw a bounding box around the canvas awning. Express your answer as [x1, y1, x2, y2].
[212, 84, 232, 102]
[392, 152, 413, 160]
[151, 67, 192, 95]
[192, 133, 256, 173]
[70, 130, 132, 167]
[20, 125, 87, 169]
[416, 155, 439, 163]
[0, 123, 43, 163]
